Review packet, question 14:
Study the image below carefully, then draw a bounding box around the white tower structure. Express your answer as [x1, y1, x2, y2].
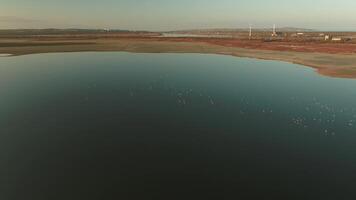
[272, 24, 277, 37]
[249, 24, 252, 40]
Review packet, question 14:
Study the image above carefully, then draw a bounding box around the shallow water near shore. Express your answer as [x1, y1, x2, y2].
[1, 52, 356, 199]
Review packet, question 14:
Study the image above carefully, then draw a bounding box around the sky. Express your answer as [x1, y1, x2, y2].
[1, 0, 356, 31]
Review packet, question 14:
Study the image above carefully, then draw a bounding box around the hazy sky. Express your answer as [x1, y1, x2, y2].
[1, 0, 355, 31]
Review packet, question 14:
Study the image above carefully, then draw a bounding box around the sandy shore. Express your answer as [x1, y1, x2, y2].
[0, 53, 13, 57]
[1, 37, 356, 78]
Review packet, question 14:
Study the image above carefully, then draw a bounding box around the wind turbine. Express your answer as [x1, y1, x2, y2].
[272, 24, 277, 37]
[249, 24, 252, 40]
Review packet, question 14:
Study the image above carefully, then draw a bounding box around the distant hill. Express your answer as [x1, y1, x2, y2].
[0, 28, 317, 36]
[0, 29, 153, 36]
[277, 27, 316, 32]
[167, 27, 316, 34]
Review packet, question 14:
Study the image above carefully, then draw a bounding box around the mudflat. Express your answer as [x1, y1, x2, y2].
[1, 36, 356, 78]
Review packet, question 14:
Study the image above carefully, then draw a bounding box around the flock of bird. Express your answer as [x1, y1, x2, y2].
[87, 74, 356, 135]
[290, 97, 356, 135]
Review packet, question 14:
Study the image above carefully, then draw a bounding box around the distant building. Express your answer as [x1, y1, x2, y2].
[331, 37, 342, 41]
[324, 35, 330, 41]
[274, 32, 284, 37]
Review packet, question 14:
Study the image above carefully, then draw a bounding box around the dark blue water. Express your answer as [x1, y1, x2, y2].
[1, 52, 356, 200]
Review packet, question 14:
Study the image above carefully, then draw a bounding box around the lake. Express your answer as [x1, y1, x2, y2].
[1, 52, 356, 199]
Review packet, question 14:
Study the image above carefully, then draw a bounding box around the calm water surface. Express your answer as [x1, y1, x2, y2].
[1, 52, 356, 199]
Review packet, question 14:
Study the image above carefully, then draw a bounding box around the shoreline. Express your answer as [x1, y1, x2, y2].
[1, 37, 356, 78]
[0, 53, 13, 57]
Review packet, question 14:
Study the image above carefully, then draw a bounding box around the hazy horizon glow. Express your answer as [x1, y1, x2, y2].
[1, 0, 356, 31]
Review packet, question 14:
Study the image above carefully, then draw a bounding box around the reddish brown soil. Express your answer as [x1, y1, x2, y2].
[3, 33, 356, 54]
[205, 39, 356, 54]
[149, 37, 356, 54]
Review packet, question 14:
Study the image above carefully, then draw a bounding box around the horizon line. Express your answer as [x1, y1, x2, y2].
[1, 27, 356, 33]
